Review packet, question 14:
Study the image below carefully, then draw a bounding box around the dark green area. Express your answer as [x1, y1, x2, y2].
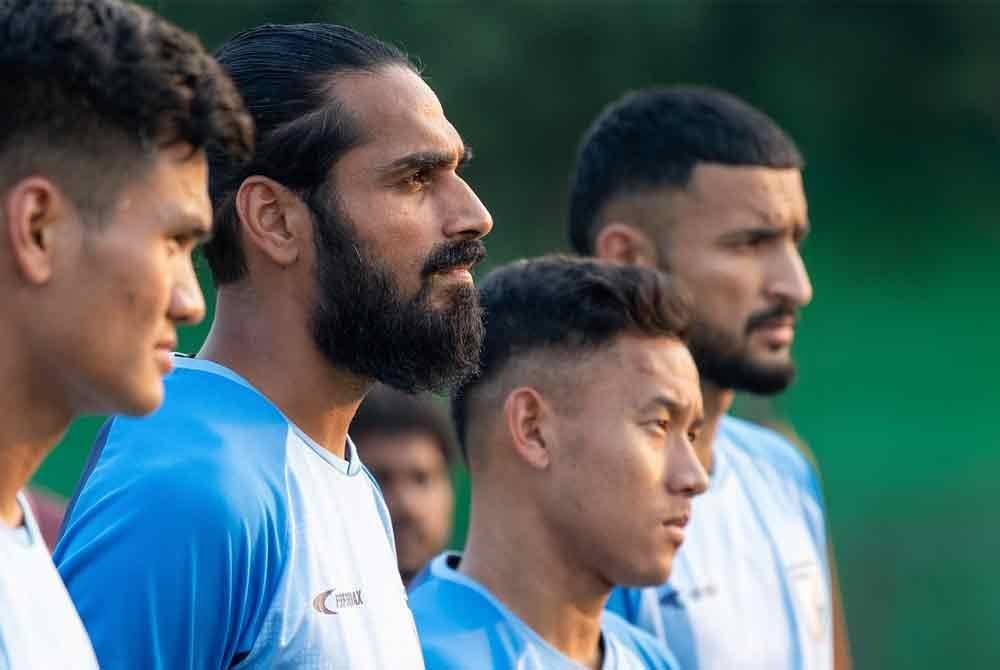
[35, 3, 999, 667]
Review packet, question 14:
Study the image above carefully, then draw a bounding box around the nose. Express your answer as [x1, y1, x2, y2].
[168, 257, 206, 326]
[766, 244, 813, 309]
[442, 176, 493, 240]
[668, 437, 710, 498]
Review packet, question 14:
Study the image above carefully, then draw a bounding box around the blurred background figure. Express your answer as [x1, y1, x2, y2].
[571, 85, 846, 670]
[352, 386, 457, 585]
[24, 488, 65, 551]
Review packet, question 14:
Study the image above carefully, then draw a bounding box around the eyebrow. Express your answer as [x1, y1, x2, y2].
[378, 145, 473, 175]
[638, 393, 687, 416]
[174, 211, 213, 244]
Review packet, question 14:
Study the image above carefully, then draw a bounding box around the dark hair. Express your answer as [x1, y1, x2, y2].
[0, 0, 253, 218]
[351, 385, 457, 466]
[568, 85, 804, 254]
[205, 23, 414, 284]
[452, 254, 690, 459]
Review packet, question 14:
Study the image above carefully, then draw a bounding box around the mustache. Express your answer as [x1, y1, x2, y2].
[746, 304, 798, 333]
[421, 239, 487, 278]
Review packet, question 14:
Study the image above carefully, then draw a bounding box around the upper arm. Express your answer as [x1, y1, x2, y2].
[55, 461, 281, 670]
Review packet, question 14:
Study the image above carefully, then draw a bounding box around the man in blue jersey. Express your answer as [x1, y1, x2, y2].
[409, 255, 709, 669]
[352, 386, 458, 586]
[56, 23, 492, 670]
[569, 85, 851, 669]
[0, 1, 251, 667]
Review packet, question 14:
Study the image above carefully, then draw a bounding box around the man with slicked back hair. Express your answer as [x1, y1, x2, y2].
[410, 256, 708, 669]
[0, 0, 251, 666]
[570, 85, 850, 670]
[57, 22, 492, 670]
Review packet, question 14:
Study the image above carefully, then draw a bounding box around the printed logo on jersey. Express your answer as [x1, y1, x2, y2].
[312, 587, 365, 615]
[788, 561, 828, 639]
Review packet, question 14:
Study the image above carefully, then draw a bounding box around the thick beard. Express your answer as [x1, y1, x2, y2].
[686, 318, 796, 395]
[307, 191, 484, 394]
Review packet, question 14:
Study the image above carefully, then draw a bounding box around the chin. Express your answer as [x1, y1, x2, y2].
[114, 380, 165, 417]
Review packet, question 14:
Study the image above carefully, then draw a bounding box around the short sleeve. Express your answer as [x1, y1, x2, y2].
[54, 417, 286, 670]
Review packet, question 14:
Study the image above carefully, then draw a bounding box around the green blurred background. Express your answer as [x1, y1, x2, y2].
[33, 2, 999, 668]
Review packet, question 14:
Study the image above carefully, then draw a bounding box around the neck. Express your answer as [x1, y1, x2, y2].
[0, 349, 72, 528]
[199, 286, 370, 459]
[460, 483, 607, 669]
[698, 381, 734, 472]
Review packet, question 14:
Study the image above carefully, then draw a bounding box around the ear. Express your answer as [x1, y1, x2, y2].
[234, 176, 308, 269]
[3, 177, 70, 285]
[593, 222, 658, 268]
[503, 386, 555, 470]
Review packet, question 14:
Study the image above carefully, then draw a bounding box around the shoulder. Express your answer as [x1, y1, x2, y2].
[60, 364, 293, 553]
[719, 415, 819, 489]
[601, 611, 679, 669]
[409, 556, 515, 665]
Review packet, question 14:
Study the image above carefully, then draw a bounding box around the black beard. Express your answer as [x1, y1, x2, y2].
[686, 318, 796, 395]
[306, 190, 485, 394]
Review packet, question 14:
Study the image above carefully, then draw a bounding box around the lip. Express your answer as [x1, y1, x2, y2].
[663, 513, 690, 545]
[154, 340, 176, 374]
[433, 265, 474, 282]
[754, 317, 796, 347]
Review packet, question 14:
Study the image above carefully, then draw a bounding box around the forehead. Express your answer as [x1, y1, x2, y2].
[330, 65, 464, 165]
[112, 144, 211, 227]
[679, 164, 807, 228]
[585, 335, 701, 410]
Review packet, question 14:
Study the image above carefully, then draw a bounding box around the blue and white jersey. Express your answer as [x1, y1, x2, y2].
[608, 415, 832, 670]
[410, 552, 678, 670]
[55, 356, 424, 670]
[0, 493, 98, 670]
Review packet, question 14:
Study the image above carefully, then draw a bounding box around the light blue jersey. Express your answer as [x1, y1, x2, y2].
[0, 494, 98, 670]
[55, 356, 424, 670]
[608, 415, 832, 670]
[410, 552, 678, 670]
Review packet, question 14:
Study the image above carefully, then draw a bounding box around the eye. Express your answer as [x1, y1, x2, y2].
[403, 169, 433, 192]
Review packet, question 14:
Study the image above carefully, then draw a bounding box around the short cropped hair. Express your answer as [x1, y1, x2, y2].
[205, 23, 414, 284]
[452, 255, 690, 460]
[568, 85, 804, 254]
[0, 0, 253, 220]
[351, 385, 457, 466]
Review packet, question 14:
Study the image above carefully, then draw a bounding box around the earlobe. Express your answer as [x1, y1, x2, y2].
[4, 177, 64, 285]
[504, 387, 552, 470]
[235, 176, 303, 269]
[594, 222, 658, 268]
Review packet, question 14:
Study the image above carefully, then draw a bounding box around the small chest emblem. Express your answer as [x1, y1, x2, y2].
[312, 587, 365, 615]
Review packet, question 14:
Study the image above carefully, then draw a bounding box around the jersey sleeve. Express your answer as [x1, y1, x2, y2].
[54, 417, 286, 670]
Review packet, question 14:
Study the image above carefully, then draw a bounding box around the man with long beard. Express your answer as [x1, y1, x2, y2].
[55, 23, 491, 670]
[569, 86, 850, 670]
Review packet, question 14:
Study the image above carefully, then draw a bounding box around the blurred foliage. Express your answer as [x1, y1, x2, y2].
[36, 2, 1000, 668]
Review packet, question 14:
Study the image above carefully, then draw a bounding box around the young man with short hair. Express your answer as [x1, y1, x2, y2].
[56, 22, 492, 669]
[352, 386, 457, 585]
[409, 255, 708, 669]
[0, 0, 251, 666]
[570, 85, 850, 670]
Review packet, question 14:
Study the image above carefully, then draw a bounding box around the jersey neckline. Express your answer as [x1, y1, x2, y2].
[171, 355, 363, 477]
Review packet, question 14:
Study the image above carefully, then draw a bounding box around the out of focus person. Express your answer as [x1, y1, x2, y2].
[570, 85, 850, 670]
[409, 256, 708, 669]
[0, 0, 251, 666]
[351, 385, 457, 585]
[56, 22, 492, 670]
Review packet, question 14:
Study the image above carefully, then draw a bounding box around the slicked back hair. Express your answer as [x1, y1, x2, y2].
[205, 23, 414, 284]
[351, 385, 457, 467]
[452, 255, 690, 461]
[0, 0, 253, 221]
[568, 85, 804, 254]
